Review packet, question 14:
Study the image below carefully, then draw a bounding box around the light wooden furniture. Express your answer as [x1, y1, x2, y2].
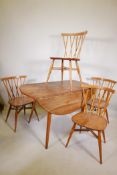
[88, 77, 117, 123]
[46, 31, 87, 88]
[20, 80, 86, 149]
[65, 84, 115, 164]
[1, 76, 39, 132]
[0, 94, 4, 113]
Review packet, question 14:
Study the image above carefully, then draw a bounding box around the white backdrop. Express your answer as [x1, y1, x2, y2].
[0, 0, 117, 109]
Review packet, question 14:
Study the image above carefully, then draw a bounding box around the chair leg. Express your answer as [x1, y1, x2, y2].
[45, 112, 51, 149]
[14, 110, 19, 132]
[5, 105, 11, 122]
[61, 59, 64, 81]
[65, 123, 76, 147]
[28, 102, 35, 123]
[80, 126, 82, 133]
[102, 130, 106, 143]
[79, 107, 84, 133]
[24, 106, 26, 115]
[28, 102, 39, 123]
[34, 106, 39, 121]
[106, 109, 109, 123]
[75, 60, 82, 82]
[69, 60, 72, 90]
[46, 60, 55, 82]
[98, 131, 102, 164]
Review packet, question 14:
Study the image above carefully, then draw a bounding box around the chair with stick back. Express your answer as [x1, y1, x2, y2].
[65, 84, 115, 164]
[88, 77, 116, 123]
[46, 31, 87, 89]
[1, 75, 39, 132]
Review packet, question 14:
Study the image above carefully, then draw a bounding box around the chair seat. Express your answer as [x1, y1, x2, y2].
[9, 96, 34, 107]
[88, 99, 106, 108]
[72, 112, 107, 131]
[50, 57, 80, 61]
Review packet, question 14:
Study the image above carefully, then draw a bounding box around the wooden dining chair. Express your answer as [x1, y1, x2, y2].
[46, 31, 88, 88]
[1, 75, 39, 132]
[88, 77, 117, 123]
[65, 84, 115, 164]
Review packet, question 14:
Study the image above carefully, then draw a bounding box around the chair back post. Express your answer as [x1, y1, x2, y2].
[1, 75, 27, 100]
[18, 75, 27, 96]
[61, 31, 87, 58]
[90, 77, 117, 89]
[46, 31, 88, 85]
[1, 76, 17, 100]
[81, 85, 115, 117]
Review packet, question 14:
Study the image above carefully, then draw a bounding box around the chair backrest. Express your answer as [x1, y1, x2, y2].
[81, 84, 115, 117]
[1, 75, 27, 100]
[90, 77, 117, 89]
[61, 31, 87, 58]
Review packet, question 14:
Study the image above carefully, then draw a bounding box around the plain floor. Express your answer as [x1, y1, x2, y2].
[0, 106, 117, 175]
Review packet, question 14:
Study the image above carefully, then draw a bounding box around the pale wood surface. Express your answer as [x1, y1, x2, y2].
[88, 77, 117, 123]
[1, 76, 34, 106]
[90, 77, 117, 88]
[46, 31, 88, 83]
[20, 80, 85, 114]
[20, 80, 85, 149]
[38, 91, 83, 115]
[20, 81, 82, 98]
[50, 57, 80, 61]
[72, 112, 107, 131]
[66, 84, 115, 164]
[1, 76, 38, 131]
[9, 96, 34, 107]
[62, 31, 87, 58]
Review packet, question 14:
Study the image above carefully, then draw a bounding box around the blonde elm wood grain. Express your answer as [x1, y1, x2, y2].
[0, 76, 38, 132]
[66, 85, 115, 164]
[20, 80, 86, 148]
[46, 31, 88, 85]
[88, 77, 117, 123]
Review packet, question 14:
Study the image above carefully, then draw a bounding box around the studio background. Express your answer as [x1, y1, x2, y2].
[0, 0, 117, 110]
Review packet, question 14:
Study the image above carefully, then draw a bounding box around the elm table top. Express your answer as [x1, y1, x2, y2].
[20, 80, 84, 115]
[20, 80, 85, 149]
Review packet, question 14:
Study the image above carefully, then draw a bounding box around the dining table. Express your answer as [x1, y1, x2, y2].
[20, 80, 85, 149]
